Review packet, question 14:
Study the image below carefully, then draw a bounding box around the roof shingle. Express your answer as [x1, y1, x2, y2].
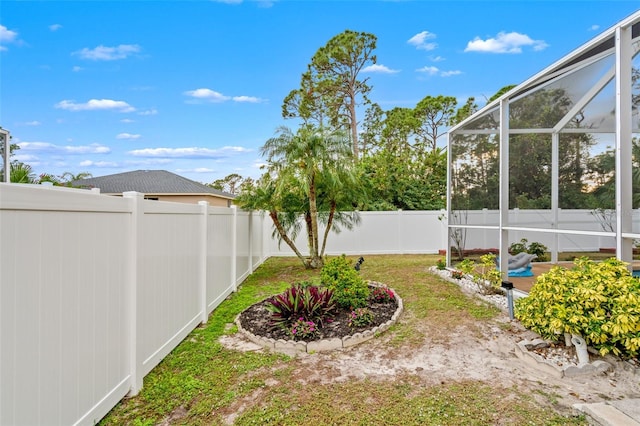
[72, 170, 235, 198]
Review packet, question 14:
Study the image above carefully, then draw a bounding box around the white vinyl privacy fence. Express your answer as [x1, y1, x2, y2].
[0, 184, 630, 425]
[0, 185, 267, 426]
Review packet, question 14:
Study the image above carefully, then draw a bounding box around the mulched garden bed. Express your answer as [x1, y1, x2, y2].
[237, 286, 398, 342]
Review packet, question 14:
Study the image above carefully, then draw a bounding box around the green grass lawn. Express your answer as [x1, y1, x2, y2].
[99, 255, 586, 426]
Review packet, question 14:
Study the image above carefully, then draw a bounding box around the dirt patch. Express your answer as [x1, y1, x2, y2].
[221, 308, 640, 423]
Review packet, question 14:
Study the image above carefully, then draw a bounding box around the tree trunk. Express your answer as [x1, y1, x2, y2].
[349, 94, 359, 160]
[320, 200, 336, 257]
[268, 211, 311, 268]
[308, 173, 321, 267]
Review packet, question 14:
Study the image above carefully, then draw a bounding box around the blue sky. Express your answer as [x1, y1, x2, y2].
[1, 1, 638, 184]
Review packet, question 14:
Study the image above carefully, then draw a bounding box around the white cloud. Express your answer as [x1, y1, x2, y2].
[465, 31, 548, 54]
[19, 141, 111, 154]
[116, 133, 141, 140]
[138, 108, 158, 116]
[416, 66, 462, 77]
[212, 0, 243, 3]
[125, 158, 172, 166]
[22, 121, 41, 126]
[589, 24, 600, 31]
[430, 55, 445, 62]
[73, 44, 141, 61]
[55, 99, 135, 112]
[121, 118, 135, 123]
[416, 66, 439, 75]
[79, 160, 118, 167]
[220, 146, 250, 153]
[407, 31, 437, 51]
[49, 24, 62, 31]
[0, 25, 19, 51]
[232, 95, 264, 103]
[184, 88, 231, 102]
[362, 64, 400, 74]
[185, 89, 264, 103]
[13, 154, 39, 162]
[72, 66, 83, 72]
[175, 167, 215, 173]
[128, 146, 249, 159]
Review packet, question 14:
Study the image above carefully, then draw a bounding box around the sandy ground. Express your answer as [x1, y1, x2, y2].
[219, 310, 640, 423]
[217, 267, 640, 424]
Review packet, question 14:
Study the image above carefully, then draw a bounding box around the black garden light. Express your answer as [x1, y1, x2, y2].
[501, 281, 514, 320]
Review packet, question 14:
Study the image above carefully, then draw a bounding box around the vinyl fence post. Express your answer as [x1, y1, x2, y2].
[123, 191, 143, 396]
[248, 210, 254, 274]
[198, 201, 209, 324]
[231, 205, 238, 292]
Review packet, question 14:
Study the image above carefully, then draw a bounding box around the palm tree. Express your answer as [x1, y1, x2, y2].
[9, 162, 37, 183]
[240, 126, 358, 269]
[60, 171, 93, 186]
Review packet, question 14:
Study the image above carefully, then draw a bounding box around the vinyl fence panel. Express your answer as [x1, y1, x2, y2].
[1, 185, 131, 426]
[205, 206, 235, 314]
[235, 210, 251, 284]
[137, 200, 203, 378]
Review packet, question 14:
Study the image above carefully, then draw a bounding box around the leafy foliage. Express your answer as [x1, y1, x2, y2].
[509, 238, 549, 262]
[455, 254, 502, 295]
[348, 308, 374, 327]
[289, 317, 319, 340]
[321, 255, 370, 309]
[236, 127, 363, 269]
[266, 283, 336, 331]
[515, 257, 640, 358]
[371, 287, 395, 303]
[208, 173, 253, 196]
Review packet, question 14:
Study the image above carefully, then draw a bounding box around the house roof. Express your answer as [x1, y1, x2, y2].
[72, 170, 235, 199]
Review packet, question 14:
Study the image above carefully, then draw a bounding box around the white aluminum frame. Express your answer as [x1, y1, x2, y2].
[447, 10, 640, 275]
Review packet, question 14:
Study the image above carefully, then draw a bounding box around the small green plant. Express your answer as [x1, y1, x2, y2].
[516, 257, 640, 358]
[321, 255, 370, 309]
[436, 258, 446, 270]
[371, 287, 395, 303]
[289, 317, 319, 340]
[509, 238, 548, 262]
[348, 308, 374, 327]
[455, 255, 501, 295]
[266, 283, 336, 330]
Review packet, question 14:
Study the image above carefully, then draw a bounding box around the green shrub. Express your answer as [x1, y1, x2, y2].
[321, 255, 370, 309]
[515, 257, 640, 358]
[509, 238, 549, 262]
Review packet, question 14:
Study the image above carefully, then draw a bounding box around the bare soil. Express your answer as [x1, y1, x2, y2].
[224, 296, 640, 423]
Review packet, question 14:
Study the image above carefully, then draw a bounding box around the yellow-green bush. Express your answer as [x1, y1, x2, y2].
[515, 257, 640, 358]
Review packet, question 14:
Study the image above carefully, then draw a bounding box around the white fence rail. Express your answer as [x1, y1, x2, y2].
[1, 184, 636, 425]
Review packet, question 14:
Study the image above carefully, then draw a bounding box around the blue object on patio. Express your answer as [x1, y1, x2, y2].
[496, 252, 537, 277]
[508, 265, 534, 277]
